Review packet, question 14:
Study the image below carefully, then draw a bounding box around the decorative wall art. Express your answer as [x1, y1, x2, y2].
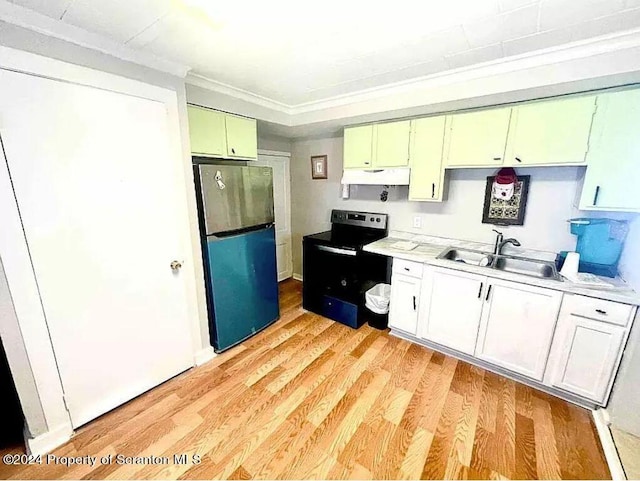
[482, 167, 530, 226]
[310, 155, 328, 180]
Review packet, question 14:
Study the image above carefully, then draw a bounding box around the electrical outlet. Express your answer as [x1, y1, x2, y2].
[413, 216, 422, 229]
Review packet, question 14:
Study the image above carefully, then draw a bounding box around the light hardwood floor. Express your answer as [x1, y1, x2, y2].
[1, 279, 610, 480]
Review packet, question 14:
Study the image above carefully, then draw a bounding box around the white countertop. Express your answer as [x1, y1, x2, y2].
[364, 232, 640, 306]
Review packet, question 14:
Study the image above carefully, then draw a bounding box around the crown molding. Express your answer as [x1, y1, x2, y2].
[0, 0, 190, 78]
[185, 26, 640, 132]
[186, 73, 293, 115]
[287, 27, 640, 115]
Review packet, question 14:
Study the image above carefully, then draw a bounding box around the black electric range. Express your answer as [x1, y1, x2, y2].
[302, 209, 390, 329]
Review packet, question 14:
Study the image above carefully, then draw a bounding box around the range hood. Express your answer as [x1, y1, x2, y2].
[341, 168, 410, 185]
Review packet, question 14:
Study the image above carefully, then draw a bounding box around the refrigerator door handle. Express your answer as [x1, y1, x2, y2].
[316, 245, 357, 256]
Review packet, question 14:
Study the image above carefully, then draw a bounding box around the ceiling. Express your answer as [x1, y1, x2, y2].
[7, 0, 640, 107]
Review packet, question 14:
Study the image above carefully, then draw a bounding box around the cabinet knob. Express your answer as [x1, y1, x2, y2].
[231, 147, 236, 155]
[170, 260, 182, 271]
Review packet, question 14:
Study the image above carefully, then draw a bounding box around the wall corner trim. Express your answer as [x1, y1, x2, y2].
[25, 422, 73, 456]
[193, 346, 216, 366]
[592, 408, 627, 480]
[292, 273, 303, 282]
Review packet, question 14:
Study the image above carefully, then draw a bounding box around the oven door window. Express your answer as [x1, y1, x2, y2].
[307, 244, 361, 303]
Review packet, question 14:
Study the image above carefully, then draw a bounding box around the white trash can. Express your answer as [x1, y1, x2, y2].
[365, 283, 391, 315]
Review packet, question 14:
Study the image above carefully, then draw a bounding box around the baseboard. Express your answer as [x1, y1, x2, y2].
[292, 273, 303, 281]
[593, 408, 626, 480]
[193, 346, 216, 366]
[25, 422, 73, 456]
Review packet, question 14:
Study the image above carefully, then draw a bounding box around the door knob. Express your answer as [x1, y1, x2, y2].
[170, 260, 182, 271]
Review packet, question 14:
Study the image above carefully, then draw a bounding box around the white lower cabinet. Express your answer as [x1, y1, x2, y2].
[547, 300, 627, 403]
[388, 273, 421, 335]
[475, 280, 562, 380]
[387, 260, 636, 406]
[419, 268, 485, 355]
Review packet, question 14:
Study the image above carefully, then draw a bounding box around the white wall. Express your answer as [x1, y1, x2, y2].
[0, 21, 210, 351]
[0, 22, 209, 354]
[0, 25, 211, 451]
[257, 135, 292, 153]
[608, 313, 640, 437]
[0, 257, 47, 437]
[290, 136, 604, 276]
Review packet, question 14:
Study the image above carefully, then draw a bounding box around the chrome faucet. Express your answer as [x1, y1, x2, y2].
[493, 229, 521, 255]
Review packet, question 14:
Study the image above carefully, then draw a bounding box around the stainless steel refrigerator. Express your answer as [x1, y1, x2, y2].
[193, 163, 280, 352]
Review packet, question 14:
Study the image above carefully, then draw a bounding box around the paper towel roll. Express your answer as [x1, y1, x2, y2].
[561, 252, 580, 277]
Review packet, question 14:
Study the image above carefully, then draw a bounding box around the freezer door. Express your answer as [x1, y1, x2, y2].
[198, 164, 274, 235]
[206, 225, 280, 351]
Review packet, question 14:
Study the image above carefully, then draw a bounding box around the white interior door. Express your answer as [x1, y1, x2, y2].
[256, 152, 292, 281]
[0, 69, 194, 428]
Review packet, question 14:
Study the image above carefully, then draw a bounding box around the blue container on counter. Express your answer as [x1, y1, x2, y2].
[561, 218, 629, 277]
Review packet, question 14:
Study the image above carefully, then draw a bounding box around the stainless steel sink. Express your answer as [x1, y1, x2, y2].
[437, 247, 562, 281]
[437, 248, 494, 266]
[492, 255, 562, 281]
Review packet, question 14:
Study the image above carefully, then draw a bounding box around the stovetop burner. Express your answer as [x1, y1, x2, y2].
[303, 209, 388, 250]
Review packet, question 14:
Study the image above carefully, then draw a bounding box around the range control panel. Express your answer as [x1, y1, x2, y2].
[331, 209, 388, 230]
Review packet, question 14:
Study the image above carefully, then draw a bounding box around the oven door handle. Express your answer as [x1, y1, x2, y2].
[316, 245, 357, 256]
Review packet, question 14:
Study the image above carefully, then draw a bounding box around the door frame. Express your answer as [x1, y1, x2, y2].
[257, 149, 293, 281]
[0, 45, 205, 454]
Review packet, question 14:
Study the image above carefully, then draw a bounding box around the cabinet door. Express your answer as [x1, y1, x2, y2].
[388, 273, 421, 335]
[444, 108, 511, 167]
[225, 114, 257, 159]
[373, 120, 410, 167]
[419, 268, 485, 354]
[344, 125, 374, 169]
[580, 90, 640, 211]
[187, 105, 226, 157]
[550, 315, 625, 402]
[505, 96, 596, 166]
[409, 116, 446, 201]
[476, 280, 562, 380]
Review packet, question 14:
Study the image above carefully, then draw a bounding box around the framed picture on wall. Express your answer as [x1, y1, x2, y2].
[482, 174, 530, 226]
[311, 155, 328, 180]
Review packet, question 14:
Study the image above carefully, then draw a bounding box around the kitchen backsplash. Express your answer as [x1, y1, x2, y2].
[290, 136, 638, 286]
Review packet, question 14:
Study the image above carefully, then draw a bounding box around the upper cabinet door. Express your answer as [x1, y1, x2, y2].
[373, 120, 411, 168]
[580, 90, 640, 211]
[419, 268, 486, 355]
[344, 125, 374, 168]
[444, 108, 511, 167]
[225, 114, 257, 159]
[505, 96, 596, 166]
[187, 105, 226, 157]
[409, 116, 446, 202]
[475, 280, 562, 381]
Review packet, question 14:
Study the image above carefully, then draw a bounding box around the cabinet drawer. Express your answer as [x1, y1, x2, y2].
[393, 259, 423, 278]
[563, 295, 633, 327]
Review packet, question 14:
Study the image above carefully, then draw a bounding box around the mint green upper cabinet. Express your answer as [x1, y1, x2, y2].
[225, 114, 257, 159]
[187, 105, 226, 157]
[409, 117, 446, 201]
[580, 91, 640, 211]
[373, 120, 411, 168]
[444, 108, 511, 167]
[505, 96, 596, 166]
[344, 125, 374, 169]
